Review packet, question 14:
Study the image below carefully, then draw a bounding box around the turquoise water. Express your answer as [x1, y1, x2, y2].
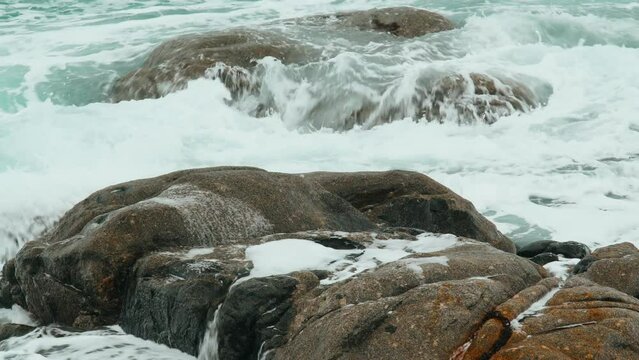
[1, 0, 639, 261]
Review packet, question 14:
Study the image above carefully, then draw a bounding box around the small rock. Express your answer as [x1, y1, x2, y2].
[529, 252, 559, 266]
[0, 323, 34, 341]
[518, 240, 590, 259]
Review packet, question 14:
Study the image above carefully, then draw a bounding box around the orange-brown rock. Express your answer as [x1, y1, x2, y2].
[461, 277, 560, 360]
[492, 283, 639, 359]
[573, 242, 639, 297]
[271, 242, 545, 360]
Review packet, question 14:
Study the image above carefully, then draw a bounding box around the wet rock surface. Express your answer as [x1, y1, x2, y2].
[111, 29, 316, 102]
[529, 252, 559, 265]
[108, 8, 548, 128]
[306, 171, 515, 253]
[518, 240, 591, 259]
[110, 7, 455, 103]
[120, 246, 251, 355]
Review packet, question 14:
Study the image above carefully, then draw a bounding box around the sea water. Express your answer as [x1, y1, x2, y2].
[0, 0, 638, 358]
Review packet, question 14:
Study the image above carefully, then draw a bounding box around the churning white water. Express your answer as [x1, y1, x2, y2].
[1, 0, 638, 358]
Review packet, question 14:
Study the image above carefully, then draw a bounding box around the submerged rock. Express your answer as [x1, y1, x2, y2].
[296, 7, 455, 38]
[361, 72, 542, 128]
[110, 7, 457, 106]
[416, 73, 540, 125]
[110, 29, 316, 102]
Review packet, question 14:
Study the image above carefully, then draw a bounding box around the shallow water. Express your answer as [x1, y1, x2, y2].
[1, 0, 638, 357]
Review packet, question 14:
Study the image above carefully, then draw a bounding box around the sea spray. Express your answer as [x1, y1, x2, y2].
[198, 305, 222, 360]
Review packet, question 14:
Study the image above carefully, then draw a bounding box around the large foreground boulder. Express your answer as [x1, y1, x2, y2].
[4, 167, 639, 359]
[2, 167, 373, 327]
[0, 167, 513, 355]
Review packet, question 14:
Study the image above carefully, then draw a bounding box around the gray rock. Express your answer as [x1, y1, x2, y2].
[529, 252, 559, 266]
[216, 275, 299, 360]
[518, 240, 590, 259]
[492, 283, 639, 359]
[0, 323, 34, 342]
[121, 246, 250, 355]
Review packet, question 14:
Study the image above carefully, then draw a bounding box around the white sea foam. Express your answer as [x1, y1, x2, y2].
[0, 305, 37, 326]
[244, 233, 459, 284]
[0, 326, 195, 360]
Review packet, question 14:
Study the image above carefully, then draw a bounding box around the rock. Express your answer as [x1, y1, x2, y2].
[297, 7, 455, 38]
[517, 240, 590, 259]
[529, 252, 559, 265]
[415, 73, 540, 125]
[459, 277, 560, 359]
[517, 240, 556, 258]
[7, 167, 373, 328]
[110, 29, 316, 102]
[313, 72, 545, 130]
[306, 170, 515, 253]
[0, 259, 24, 308]
[215, 275, 299, 360]
[2, 168, 512, 353]
[492, 283, 639, 359]
[573, 242, 639, 297]
[591, 241, 639, 259]
[120, 246, 251, 355]
[270, 242, 546, 360]
[0, 323, 34, 341]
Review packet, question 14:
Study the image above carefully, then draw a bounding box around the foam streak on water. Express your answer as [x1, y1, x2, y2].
[1, 0, 639, 357]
